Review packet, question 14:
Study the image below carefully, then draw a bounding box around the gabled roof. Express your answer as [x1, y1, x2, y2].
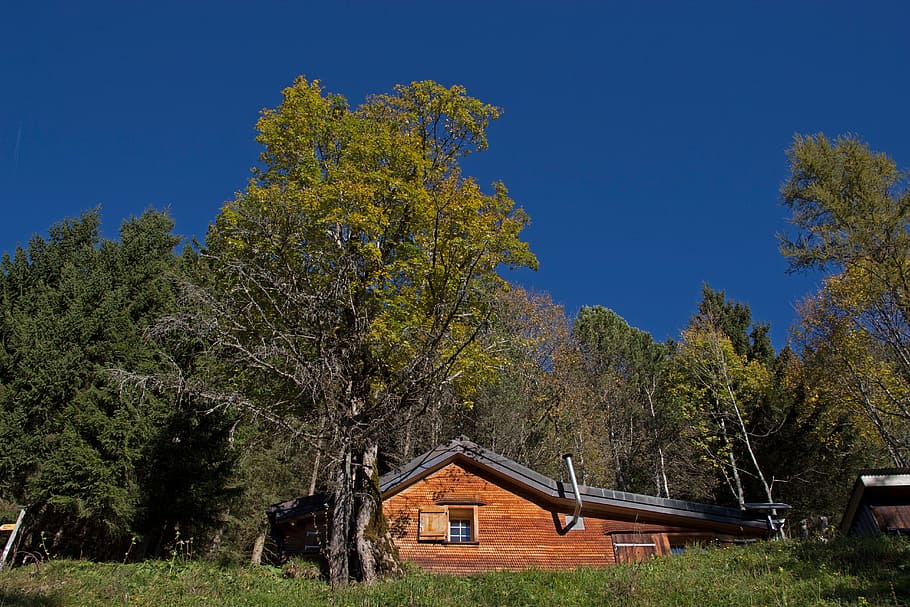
[840, 469, 910, 535]
[379, 436, 770, 532]
[266, 493, 329, 524]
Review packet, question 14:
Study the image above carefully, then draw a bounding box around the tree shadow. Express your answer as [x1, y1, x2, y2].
[0, 591, 61, 607]
[782, 537, 910, 603]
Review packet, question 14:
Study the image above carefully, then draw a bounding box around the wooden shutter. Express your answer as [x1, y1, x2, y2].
[418, 507, 448, 541]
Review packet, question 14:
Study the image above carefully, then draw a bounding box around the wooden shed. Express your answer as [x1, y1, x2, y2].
[840, 469, 910, 536]
[269, 437, 777, 573]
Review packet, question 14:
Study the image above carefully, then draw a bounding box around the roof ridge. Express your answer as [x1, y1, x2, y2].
[858, 468, 910, 476]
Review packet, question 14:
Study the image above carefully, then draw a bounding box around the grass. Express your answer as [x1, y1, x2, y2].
[1, 536, 908, 606]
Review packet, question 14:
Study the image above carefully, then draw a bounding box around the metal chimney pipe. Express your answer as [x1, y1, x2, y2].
[563, 454, 583, 530]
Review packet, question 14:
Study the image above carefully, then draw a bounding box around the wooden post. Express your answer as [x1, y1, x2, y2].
[0, 508, 26, 571]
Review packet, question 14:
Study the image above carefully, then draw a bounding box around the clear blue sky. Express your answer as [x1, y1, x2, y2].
[2, 1, 908, 348]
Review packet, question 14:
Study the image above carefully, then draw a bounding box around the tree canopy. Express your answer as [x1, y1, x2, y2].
[781, 134, 910, 466]
[160, 78, 536, 583]
[7, 97, 910, 576]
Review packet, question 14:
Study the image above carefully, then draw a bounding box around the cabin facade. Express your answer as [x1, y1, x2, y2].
[268, 437, 776, 574]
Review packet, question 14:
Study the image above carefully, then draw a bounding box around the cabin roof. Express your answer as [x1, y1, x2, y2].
[380, 436, 770, 532]
[266, 493, 329, 524]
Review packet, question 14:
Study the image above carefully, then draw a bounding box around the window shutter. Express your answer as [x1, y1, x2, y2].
[418, 508, 448, 541]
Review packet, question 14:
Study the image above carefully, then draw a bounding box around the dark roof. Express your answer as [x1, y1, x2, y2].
[267, 494, 329, 524]
[840, 469, 910, 535]
[380, 436, 771, 531]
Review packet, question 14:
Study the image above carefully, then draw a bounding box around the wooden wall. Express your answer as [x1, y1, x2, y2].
[273, 512, 328, 562]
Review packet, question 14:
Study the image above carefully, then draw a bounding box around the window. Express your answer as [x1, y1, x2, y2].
[304, 522, 322, 551]
[447, 507, 476, 543]
[283, 515, 327, 554]
[449, 518, 471, 542]
[418, 506, 478, 543]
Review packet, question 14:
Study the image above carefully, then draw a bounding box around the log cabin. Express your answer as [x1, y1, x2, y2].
[267, 437, 780, 573]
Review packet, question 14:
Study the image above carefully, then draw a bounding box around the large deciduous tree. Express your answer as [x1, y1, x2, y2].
[781, 134, 910, 466]
[160, 78, 536, 584]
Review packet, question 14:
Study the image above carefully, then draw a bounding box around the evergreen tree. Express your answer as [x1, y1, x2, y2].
[0, 210, 235, 559]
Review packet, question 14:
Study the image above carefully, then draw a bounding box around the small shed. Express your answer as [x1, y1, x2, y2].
[840, 469, 910, 536]
[266, 494, 329, 561]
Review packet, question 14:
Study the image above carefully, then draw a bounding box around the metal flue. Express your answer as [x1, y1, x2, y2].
[563, 454, 583, 531]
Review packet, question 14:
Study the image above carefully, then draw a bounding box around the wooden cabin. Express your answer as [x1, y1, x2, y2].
[840, 469, 910, 536]
[268, 437, 777, 574]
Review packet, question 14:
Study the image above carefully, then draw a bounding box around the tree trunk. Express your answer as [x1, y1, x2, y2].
[402, 412, 414, 464]
[309, 436, 324, 497]
[309, 415, 329, 496]
[353, 442, 402, 583]
[250, 529, 266, 565]
[644, 387, 670, 498]
[606, 397, 626, 491]
[719, 416, 745, 508]
[327, 439, 402, 585]
[720, 352, 775, 504]
[328, 445, 353, 586]
[208, 527, 224, 559]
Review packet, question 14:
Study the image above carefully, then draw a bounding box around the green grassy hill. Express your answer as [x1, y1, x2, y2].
[1, 537, 908, 607]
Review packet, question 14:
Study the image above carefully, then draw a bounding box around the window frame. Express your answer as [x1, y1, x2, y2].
[448, 517, 472, 543]
[417, 505, 479, 544]
[446, 506, 479, 544]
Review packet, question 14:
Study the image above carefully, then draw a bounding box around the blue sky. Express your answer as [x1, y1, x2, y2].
[2, 1, 908, 348]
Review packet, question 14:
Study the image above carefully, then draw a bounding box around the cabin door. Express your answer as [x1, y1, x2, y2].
[612, 533, 669, 563]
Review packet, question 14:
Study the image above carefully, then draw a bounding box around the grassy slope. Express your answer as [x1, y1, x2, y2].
[1, 537, 908, 607]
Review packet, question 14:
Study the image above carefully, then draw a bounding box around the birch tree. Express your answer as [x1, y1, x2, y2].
[672, 323, 775, 507]
[668, 286, 782, 508]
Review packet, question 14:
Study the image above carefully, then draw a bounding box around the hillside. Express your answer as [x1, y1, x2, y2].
[1, 537, 907, 607]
